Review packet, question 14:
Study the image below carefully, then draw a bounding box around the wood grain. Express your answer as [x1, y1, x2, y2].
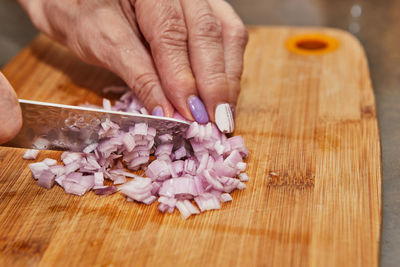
[0, 27, 381, 267]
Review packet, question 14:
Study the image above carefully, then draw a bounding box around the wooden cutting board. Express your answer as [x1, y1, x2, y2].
[0, 26, 381, 267]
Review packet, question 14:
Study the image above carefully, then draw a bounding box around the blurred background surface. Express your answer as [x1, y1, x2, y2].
[0, 0, 398, 265]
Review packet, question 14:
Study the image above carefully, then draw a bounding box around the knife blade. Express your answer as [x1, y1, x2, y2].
[4, 99, 190, 152]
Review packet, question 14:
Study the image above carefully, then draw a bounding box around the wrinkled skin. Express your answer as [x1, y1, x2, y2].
[1, 0, 247, 144]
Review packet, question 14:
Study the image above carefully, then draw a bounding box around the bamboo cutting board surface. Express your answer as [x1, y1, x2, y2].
[0, 27, 381, 266]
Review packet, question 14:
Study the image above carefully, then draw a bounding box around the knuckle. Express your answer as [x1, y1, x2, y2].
[226, 59, 245, 84]
[227, 71, 243, 85]
[152, 7, 188, 49]
[157, 22, 188, 50]
[193, 10, 222, 40]
[133, 72, 160, 105]
[227, 24, 249, 46]
[201, 71, 227, 89]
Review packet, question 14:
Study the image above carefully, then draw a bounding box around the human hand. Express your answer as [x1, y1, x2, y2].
[19, 0, 248, 132]
[0, 72, 22, 144]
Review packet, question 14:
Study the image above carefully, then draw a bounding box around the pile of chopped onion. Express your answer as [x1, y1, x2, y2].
[26, 86, 249, 219]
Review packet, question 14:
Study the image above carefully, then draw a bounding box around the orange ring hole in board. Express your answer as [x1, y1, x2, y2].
[285, 34, 339, 55]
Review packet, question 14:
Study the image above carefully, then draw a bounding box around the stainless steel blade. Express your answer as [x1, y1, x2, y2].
[4, 99, 190, 151]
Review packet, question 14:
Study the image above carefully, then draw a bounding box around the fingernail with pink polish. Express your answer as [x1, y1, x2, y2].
[151, 106, 164, 117]
[188, 95, 209, 124]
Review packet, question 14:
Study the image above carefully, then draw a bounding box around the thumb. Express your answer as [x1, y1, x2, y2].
[0, 72, 22, 144]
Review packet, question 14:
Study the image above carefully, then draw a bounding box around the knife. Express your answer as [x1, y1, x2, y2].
[4, 99, 190, 152]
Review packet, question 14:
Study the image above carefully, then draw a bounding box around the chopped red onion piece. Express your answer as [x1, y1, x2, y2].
[86, 154, 101, 169]
[193, 176, 205, 195]
[127, 156, 150, 170]
[83, 143, 98, 154]
[220, 193, 232, 202]
[50, 165, 65, 177]
[62, 172, 94, 194]
[206, 156, 215, 169]
[119, 178, 153, 202]
[142, 195, 156, 205]
[236, 162, 247, 172]
[158, 196, 177, 207]
[111, 174, 126, 185]
[194, 193, 221, 212]
[174, 146, 187, 160]
[183, 200, 200, 214]
[42, 158, 57, 166]
[175, 200, 192, 220]
[222, 177, 241, 193]
[239, 172, 249, 182]
[99, 119, 120, 138]
[94, 172, 104, 188]
[176, 200, 200, 219]
[237, 182, 247, 190]
[190, 140, 207, 154]
[55, 174, 66, 186]
[64, 161, 82, 174]
[167, 161, 177, 178]
[172, 160, 184, 176]
[155, 143, 173, 156]
[204, 123, 212, 140]
[213, 162, 237, 177]
[167, 206, 175, 214]
[202, 170, 224, 191]
[159, 133, 173, 143]
[186, 122, 199, 139]
[61, 152, 83, 165]
[156, 154, 171, 162]
[147, 127, 156, 137]
[213, 141, 224, 155]
[184, 159, 197, 176]
[38, 169, 56, 189]
[23, 149, 39, 160]
[145, 159, 171, 181]
[227, 136, 248, 158]
[196, 153, 209, 175]
[158, 203, 169, 213]
[63, 181, 88, 196]
[210, 124, 222, 141]
[94, 186, 118, 196]
[133, 123, 148, 136]
[151, 181, 161, 195]
[65, 172, 83, 182]
[81, 175, 95, 190]
[198, 125, 205, 142]
[122, 133, 135, 152]
[29, 162, 49, 179]
[159, 177, 198, 198]
[224, 150, 243, 168]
